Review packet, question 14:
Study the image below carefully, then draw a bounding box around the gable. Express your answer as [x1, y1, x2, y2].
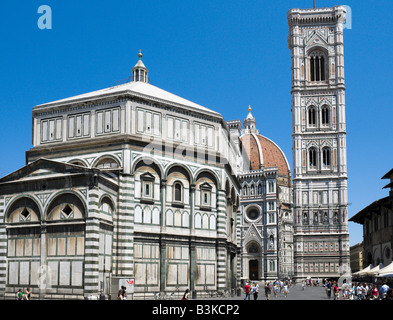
[0, 158, 97, 184]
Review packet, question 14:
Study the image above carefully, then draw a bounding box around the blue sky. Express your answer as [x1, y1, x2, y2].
[0, 0, 392, 246]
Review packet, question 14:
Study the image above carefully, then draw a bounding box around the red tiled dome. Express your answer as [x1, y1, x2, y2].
[240, 133, 290, 176]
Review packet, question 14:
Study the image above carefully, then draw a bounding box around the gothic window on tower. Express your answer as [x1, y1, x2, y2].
[308, 147, 317, 169]
[309, 50, 327, 82]
[308, 107, 316, 127]
[322, 147, 331, 169]
[321, 106, 330, 127]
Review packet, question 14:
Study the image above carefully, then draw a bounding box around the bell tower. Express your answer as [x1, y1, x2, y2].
[287, 6, 350, 280]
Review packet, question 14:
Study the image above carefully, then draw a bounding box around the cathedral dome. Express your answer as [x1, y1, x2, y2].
[239, 106, 290, 176]
[240, 133, 290, 176]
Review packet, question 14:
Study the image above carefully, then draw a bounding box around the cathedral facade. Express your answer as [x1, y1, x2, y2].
[0, 5, 351, 299]
[228, 108, 293, 282]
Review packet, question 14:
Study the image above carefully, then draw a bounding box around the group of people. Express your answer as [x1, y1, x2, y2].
[117, 286, 128, 300]
[324, 280, 393, 300]
[244, 279, 293, 300]
[16, 288, 32, 300]
[243, 281, 260, 300]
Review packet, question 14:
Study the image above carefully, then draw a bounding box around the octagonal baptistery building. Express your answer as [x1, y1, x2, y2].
[0, 53, 242, 300]
[228, 107, 294, 281]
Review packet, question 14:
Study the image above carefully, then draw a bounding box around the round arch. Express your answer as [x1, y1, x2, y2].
[194, 168, 220, 188]
[67, 158, 89, 167]
[99, 194, 116, 216]
[92, 154, 121, 169]
[131, 156, 164, 178]
[5, 195, 42, 223]
[164, 163, 192, 183]
[44, 190, 87, 221]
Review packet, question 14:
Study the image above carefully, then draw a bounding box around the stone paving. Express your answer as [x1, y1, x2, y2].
[192, 285, 330, 301]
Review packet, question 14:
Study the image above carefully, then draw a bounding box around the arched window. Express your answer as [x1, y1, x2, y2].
[173, 182, 183, 203]
[321, 106, 330, 126]
[322, 147, 331, 168]
[308, 107, 316, 127]
[309, 147, 317, 168]
[95, 157, 119, 169]
[309, 50, 327, 81]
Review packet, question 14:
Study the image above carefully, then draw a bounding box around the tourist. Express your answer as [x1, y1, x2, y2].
[16, 289, 23, 300]
[181, 289, 189, 300]
[244, 282, 251, 300]
[273, 283, 278, 298]
[264, 283, 271, 300]
[364, 283, 370, 299]
[357, 283, 365, 300]
[283, 283, 288, 298]
[333, 282, 340, 300]
[24, 288, 32, 300]
[370, 284, 379, 300]
[326, 281, 332, 299]
[349, 283, 356, 300]
[118, 285, 127, 300]
[384, 288, 393, 300]
[342, 282, 348, 300]
[252, 282, 259, 300]
[379, 282, 389, 299]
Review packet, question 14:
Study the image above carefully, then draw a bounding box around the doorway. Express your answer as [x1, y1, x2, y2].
[249, 260, 258, 280]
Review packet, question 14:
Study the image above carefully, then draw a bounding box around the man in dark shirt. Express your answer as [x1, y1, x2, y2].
[265, 283, 271, 300]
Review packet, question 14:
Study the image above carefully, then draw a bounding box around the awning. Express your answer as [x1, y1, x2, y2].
[364, 263, 383, 276]
[376, 261, 393, 276]
[352, 264, 372, 277]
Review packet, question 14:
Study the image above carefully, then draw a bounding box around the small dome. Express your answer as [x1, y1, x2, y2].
[240, 133, 290, 176]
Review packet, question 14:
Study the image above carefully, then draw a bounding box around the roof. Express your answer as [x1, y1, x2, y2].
[349, 196, 391, 224]
[382, 168, 393, 180]
[34, 80, 221, 118]
[240, 133, 291, 176]
[0, 158, 119, 195]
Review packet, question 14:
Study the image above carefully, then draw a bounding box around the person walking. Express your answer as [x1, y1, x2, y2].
[264, 283, 271, 300]
[283, 283, 288, 298]
[326, 281, 332, 299]
[252, 282, 259, 300]
[273, 283, 278, 298]
[24, 288, 32, 300]
[357, 283, 364, 300]
[181, 289, 189, 300]
[118, 286, 127, 300]
[379, 282, 389, 299]
[384, 288, 393, 300]
[333, 282, 340, 300]
[371, 284, 379, 300]
[16, 289, 23, 300]
[244, 282, 251, 300]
